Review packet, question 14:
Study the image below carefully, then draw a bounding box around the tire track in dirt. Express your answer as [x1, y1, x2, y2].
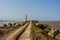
[17, 22, 31, 40]
[5, 22, 29, 40]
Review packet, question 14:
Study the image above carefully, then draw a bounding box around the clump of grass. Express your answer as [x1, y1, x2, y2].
[8, 23, 12, 26]
[30, 22, 36, 40]
[31, 21, 56, 40]
[36, 24, 50, 35]
[36, 24, 48, 30]
[47, 35, 54, 40]
[31, 22, 48, 40]
[31, 25, 35, 33]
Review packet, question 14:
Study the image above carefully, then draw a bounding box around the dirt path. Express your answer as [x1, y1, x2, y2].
[17, 22, 31, 40]
[5, 23, 29, 40]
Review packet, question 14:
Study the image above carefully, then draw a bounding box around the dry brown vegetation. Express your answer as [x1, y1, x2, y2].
[31, 21, 60, 40]
[0, 21, 60, 40]
[0, 22, 25, 37]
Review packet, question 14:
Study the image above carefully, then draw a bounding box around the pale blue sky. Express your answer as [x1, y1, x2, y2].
[0, 0, 60, 21]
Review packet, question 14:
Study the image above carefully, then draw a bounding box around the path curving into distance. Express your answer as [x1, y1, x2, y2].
[5, 22, 29, 40]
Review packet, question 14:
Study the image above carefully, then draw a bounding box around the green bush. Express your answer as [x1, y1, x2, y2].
[47, 35, 54, 40]
[37, 24, 45, 30]
[8, 23, 12, 26]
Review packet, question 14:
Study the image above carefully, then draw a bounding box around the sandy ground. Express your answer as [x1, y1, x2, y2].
[0, 23, 28, 40]
[5, 23, 28, 40]
[18, 22, 31, 40]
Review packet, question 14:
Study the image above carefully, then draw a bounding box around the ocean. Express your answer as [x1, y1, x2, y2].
[39, 21, 60, 31]
[0, 20, 18, 26]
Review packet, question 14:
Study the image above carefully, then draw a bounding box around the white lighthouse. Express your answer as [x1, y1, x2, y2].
[25, 15, 27, 21]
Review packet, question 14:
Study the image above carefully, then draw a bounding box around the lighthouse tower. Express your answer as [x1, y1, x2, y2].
[25, 15, 27, 21]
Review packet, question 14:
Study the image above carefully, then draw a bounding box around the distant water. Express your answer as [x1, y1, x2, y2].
[39, 21, 60, 31]
[0, 20, 18, 26]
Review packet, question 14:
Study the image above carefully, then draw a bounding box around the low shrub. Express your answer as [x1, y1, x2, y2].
[8, 23, 12, 26]
[3, 24, 7, 27]
[47, 35, 54, 40]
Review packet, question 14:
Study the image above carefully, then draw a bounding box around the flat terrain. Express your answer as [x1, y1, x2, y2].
[18, 22, 31, 40]
[5, 23, 28, 40]
[0, 22, 31, 40]
[0, 21, 60, 40]
[39, 21, 60, 31]
[0, 22, 29, 40]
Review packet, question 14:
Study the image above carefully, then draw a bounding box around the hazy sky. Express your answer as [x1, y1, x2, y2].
[0, 0, 60, 21]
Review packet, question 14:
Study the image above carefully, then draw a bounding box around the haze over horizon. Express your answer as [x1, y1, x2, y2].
[0, 0, 60, 21]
